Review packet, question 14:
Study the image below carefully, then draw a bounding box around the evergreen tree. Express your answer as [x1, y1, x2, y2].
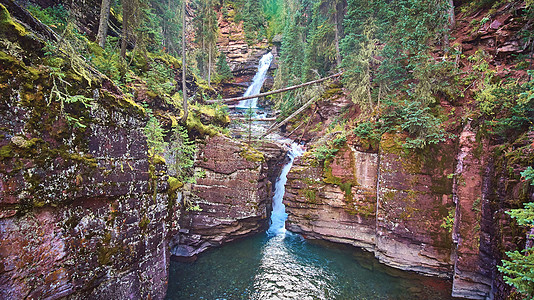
[193, 0, 218, 84]
[243, 0, 265, 43]
[216, 52, 233, 80]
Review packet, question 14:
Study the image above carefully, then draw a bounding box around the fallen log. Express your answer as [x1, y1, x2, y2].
[261, 96, 319, 138]
[206, 72, 342, 104]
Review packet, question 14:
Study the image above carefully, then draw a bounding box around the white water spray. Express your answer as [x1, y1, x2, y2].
[236, 52, 274, 109]
[267, 143, 305, 236]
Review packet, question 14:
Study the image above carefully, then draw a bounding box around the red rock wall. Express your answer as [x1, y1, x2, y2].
[170, 136, 285, 258]
[0, 7, 176, 298]
[286, 137, 456, 279]
[0, 94, 176, 299]
[285, 124, 527, 299]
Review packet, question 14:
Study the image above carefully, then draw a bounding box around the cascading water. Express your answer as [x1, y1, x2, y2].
[267, 143, 305, 236]
[236, 52, 274, 109]
[166, 55, 456, 300]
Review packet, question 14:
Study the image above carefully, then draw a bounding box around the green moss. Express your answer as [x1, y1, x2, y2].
[10, 136, 41, 149]
[101, 90, 146, 116]
[0, 50, 40, 85]
[0, 144, 14, 160]
[87, 41, 104, 56]
[148, 52, 182, 69]
[240, 145, 264, 162]
[186, 114, 219, 137]
[192, 104, 231, 127]
[168, 176, 183, 192]
[382, 190, 397, 202]
[0, 4, 27, 38]
[323, 161, 354, 202]
[139, 215, 150, 230]
[97, 232, 119, 266]
[321, 86, 342, 100]
[302, 188, 317, 203]
[153, 154, 166, 165]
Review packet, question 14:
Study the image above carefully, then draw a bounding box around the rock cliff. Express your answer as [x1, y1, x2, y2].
[286, 138, 456, 277]
[0, 3, 175, 298]
[0, 2, 288, 297]
[170, 135, 285, 258]
[281, 3, 534, 299]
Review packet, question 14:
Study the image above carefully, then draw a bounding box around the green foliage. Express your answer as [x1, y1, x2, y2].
[192, 0, 218, 80]
[42, 40, 95, 129]
[498, 202, 534, 297]
[186, 204, 203, 211]
[353, 99, 449, 150]
[313, 144, 338, 161]
[150, 0, 183, 56]
[440, 208, 455, 234]
[390, 100, 447, 149]
[144, 116, 168, 156]
[483, 71, 534, 138]
[26, 4, 68, 32]
[215, 52, 233, 80]
[262, 0, 284, 40]
[87, 36, 123, 81]
[242, 0, 266, 44]
[353, 121, 382, 145]
[146, 60, 174, 96]
[167, 125, 197, 182]
[522, 167, 534, 185]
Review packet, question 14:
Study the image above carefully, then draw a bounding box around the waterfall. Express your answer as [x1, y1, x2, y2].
[267, 143, 305, 236]
[236, 52, 274, 109]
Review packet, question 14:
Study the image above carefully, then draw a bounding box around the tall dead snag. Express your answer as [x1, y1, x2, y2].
[181, 0, 188, 125]
[96, 0, 111, 48]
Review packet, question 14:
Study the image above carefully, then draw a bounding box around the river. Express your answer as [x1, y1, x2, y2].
[166, 144, 455, 299]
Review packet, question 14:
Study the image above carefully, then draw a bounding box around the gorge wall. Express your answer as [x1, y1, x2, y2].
[280, 3, 534, 298]
[284, 90, 532, 300]
[0, 3, 177, 297]
[285, 138, 456, 278]
[170, 136, 285, 258]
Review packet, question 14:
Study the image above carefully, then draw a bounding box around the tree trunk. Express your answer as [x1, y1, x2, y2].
[448, 0, 455, 29]
[208, 47, 212, 87]
[96, 0, 112, 48]
[181, 0, 189, 125]
[206, 72, 343, 104]
[334, 6, 342, 66]
[120, 0, 130, 58]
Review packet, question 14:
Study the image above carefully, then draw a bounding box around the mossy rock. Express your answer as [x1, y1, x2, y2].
[152, 154, 166, 165]
[101, 90, 146, 117]
[168, 176, 183, 192]
[0, 4, 27, 39]
[186, 114, 219, 137]
[240, 145, 264, 162]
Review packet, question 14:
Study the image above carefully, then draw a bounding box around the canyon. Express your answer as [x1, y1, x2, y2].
[0, 0, 533, 299]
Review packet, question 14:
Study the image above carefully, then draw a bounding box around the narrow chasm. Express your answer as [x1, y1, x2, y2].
[1, 1, 534, 300]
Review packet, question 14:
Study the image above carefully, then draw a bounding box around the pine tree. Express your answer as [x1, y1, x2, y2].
[216, 52, 233, 80]
[193, 0, 218, 84]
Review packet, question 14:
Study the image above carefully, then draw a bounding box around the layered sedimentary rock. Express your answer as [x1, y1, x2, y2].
[0, 6, 176, 298]
[0, 69, 175, 299]
[170, 136, 285, 258]
[285, 123, 527, 299]
[450, 122, 494, 299]
[286, 136, 456, 278]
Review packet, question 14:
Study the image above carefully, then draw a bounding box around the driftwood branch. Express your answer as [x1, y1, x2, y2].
[206, 72, 342, 104]
[261, 96, 319, 138]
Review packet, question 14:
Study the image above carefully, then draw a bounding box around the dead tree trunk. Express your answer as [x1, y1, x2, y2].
[181, 0, 189, 125]
[96, 0, 111, 48]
